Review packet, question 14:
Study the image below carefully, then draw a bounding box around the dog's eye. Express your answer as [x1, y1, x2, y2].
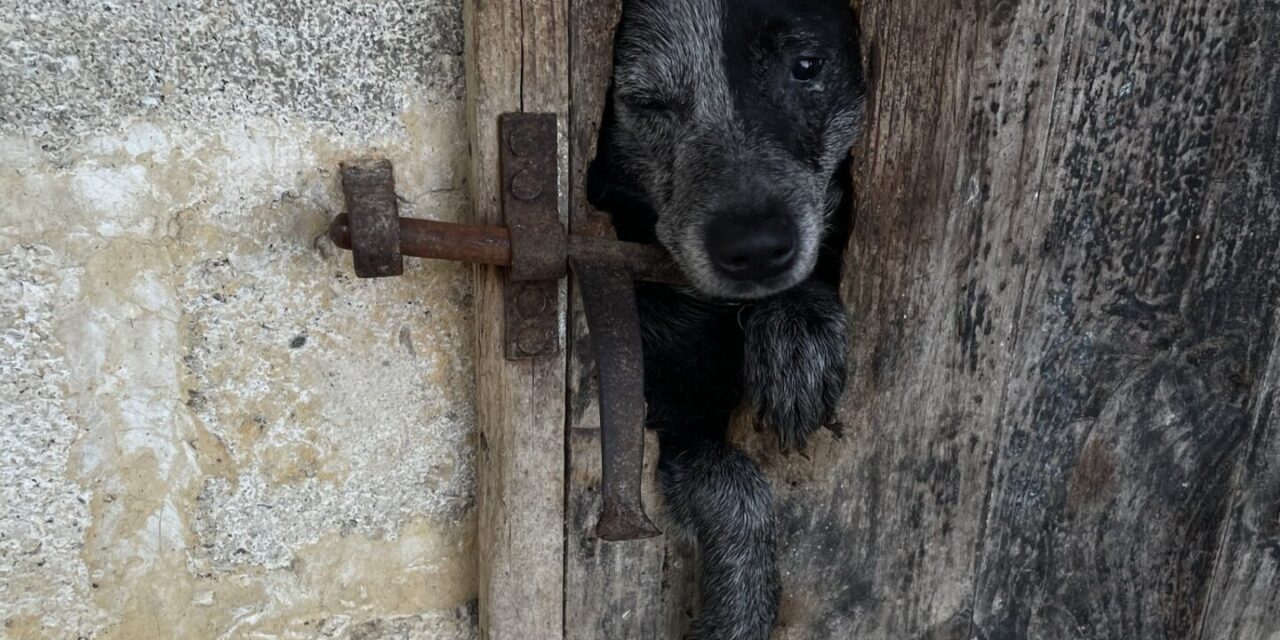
[790, 57, 824, 82]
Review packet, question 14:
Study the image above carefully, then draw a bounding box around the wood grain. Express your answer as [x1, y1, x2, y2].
[1184, 8, 1280, 638]
[465, 0, 569, 638]
[1202, 314, 1280, 640]
[549, 0, 1280, 637]
[968, 3, 1279, 637]
[757, 1, 1280, 638]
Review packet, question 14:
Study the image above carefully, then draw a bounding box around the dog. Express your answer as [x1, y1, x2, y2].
[587, 0, 867, 637]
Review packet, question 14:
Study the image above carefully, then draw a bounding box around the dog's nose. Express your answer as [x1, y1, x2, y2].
[704, 215, 798, 281]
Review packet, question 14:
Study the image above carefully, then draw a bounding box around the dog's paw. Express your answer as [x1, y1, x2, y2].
[743, 281, 849, 454]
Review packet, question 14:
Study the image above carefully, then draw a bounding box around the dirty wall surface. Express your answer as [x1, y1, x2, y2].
[1, 2, 479, 637]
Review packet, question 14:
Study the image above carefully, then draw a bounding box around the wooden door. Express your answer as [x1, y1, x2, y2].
[774, 0, 1280, 638]
[466, 1, 568, 638]
[470, 0, 1280, 639]
[465, 0, 699, 637]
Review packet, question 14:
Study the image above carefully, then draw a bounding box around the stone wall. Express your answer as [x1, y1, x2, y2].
[1, 2, 478, 637]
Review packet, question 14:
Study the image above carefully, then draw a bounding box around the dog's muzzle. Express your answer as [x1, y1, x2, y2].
[704, 214, 800, 282]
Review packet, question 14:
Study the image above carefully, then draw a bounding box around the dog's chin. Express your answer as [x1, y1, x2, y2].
[706, 276, 807, 301]
[659, 228, 819, 301]
[677, 260, 813, 302]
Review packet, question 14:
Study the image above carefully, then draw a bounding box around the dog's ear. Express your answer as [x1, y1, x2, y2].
[586, 148, 616, 212]
[587, 83, 660, 243]
[587, 92, 627, 213]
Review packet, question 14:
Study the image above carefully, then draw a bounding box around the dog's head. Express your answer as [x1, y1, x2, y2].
[589, 0, 865, 300]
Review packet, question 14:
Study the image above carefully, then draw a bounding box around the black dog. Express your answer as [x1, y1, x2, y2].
[588, 0, 866, 637]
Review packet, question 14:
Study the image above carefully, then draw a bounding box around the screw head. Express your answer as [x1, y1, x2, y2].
[517, 326, 554, 356]
[508, 126, 541, 158]
[510, 170, 543, 201]
[515, 287, 549, 316]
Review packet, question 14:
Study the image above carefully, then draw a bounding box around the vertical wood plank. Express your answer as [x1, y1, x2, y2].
[1193, 6, 1280, 638]
[758, 0, 1280, 638]
[466, 0, 569, 637]
[1200, 321, 1280, 639]
[751, 1, 1035, 635]
[969, 1, 1279, 637]
[562, 0, 698, 637]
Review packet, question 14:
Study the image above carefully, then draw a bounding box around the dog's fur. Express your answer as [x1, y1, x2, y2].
[588, 0, 865, 637]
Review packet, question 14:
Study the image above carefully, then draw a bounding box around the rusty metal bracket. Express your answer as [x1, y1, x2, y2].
[500, 113, 564, 360]
[330, 115, 680, 541]
[574, 259, 661, 540]
[501, 114, 566, 282]
[341, 158, 403, 278]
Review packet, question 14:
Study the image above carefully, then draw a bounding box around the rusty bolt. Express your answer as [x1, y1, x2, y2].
[508, 125, 542, 158]
[517, 326, 554, 356]
[510, 170, 544, 202]
[515, 287, 549, 316]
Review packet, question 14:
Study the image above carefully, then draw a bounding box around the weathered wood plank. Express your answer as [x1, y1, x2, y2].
[970, 1, 1279, 637]
[466, 0, 569, 637]
[563, 0, 698, 637]
[759, 0, 1280, 638]
[751, 1, 1037, 635]
[552, 0, 1279, 637]
[1192, 8, 1280, 638]
[1201, 321, 1280, 640]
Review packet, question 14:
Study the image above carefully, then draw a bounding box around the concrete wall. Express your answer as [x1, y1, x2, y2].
[1, 2, 478, 638]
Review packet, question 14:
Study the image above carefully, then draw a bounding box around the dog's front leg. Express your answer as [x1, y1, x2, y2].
[743, 279, 850, 453]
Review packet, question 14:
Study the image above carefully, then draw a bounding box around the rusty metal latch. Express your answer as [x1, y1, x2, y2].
[327, 113, 675, 541]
